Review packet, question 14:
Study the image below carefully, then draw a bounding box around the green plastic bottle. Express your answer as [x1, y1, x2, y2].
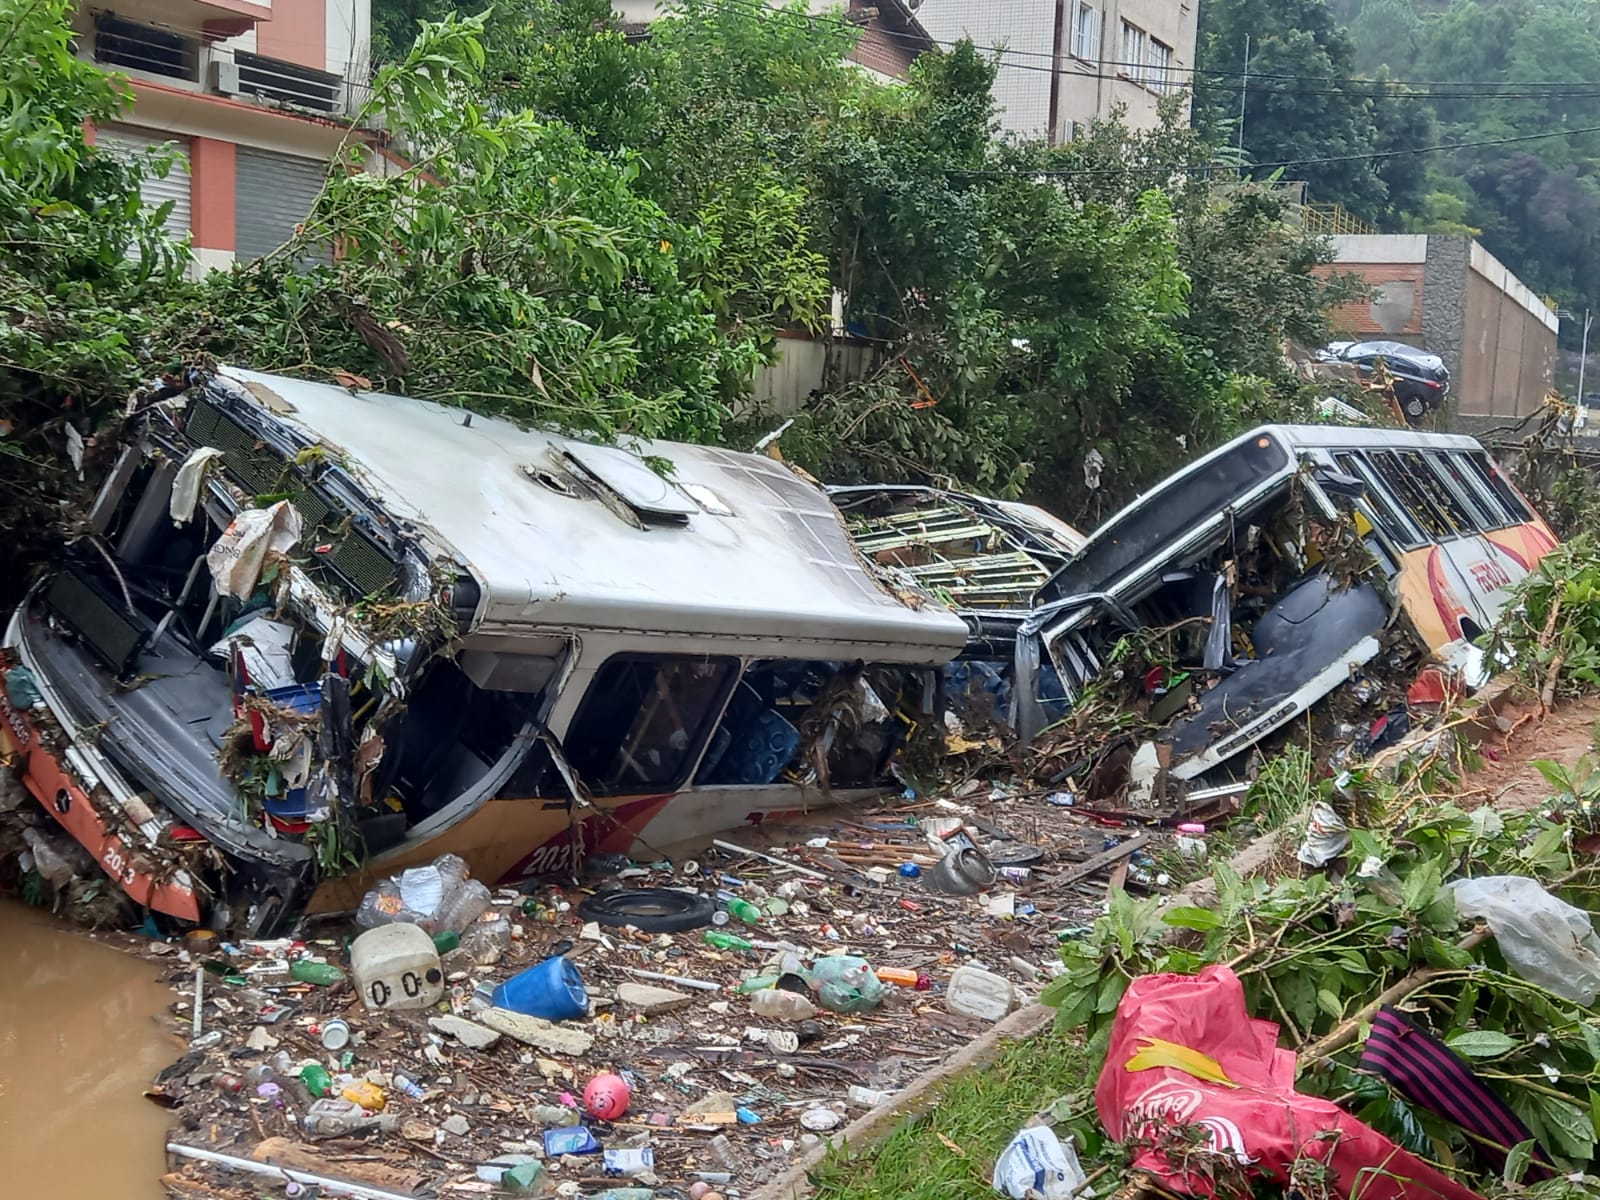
[290, 959, 347, 986]
[735, 975, 780, 994]
[703, 930, 754, 952]
[432, 930, 460, 954]
[300, 1064, 334, 1098]
[723, 897, 763, 927]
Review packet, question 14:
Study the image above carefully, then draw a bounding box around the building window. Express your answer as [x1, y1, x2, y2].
[1071, 3, 1101, 62]
[1147, 38, 1173, 93]
[93, 14, 198, 83]
[1119, 20, 1146, 78]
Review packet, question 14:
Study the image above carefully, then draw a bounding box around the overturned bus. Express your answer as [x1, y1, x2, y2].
[0, 366, 978, 933]
[1013, 424, 1556, 785]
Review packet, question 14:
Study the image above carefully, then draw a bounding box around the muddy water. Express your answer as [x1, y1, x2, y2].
[0, 905, 173, 1199]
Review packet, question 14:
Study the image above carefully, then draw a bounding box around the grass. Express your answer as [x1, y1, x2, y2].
[807, 1029, 1089, 1200]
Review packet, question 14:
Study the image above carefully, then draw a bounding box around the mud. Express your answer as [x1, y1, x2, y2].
[0, 904, 173, 1200]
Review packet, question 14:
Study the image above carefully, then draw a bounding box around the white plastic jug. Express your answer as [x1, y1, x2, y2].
[945, 966, 1017, 1022]
[352, 922, 446, 1011]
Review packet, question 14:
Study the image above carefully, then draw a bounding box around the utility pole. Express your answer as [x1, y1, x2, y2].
[1580, 310, 1593, 432]
[1237, 35, 1251, 156]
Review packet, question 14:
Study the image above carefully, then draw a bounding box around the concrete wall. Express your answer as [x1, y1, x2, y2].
[918, 0, 1055, 137]
[1324, 234, 1557, 422]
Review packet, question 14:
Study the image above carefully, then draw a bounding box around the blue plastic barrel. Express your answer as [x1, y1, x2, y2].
[492, 956, 589, 1021]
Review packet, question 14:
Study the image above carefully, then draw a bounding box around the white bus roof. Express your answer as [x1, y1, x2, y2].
[213, 367, 969, 661]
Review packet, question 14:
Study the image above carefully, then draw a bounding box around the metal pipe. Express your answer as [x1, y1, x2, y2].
[165, 1142, 420, 1200]
[710, 838, 829, 880]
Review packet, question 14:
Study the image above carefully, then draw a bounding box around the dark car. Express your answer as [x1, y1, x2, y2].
[1329, 340, 1451, 424]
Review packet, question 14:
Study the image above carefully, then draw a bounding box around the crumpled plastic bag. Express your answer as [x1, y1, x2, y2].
[808, 955, 887, 1014]
[1296, 801, 1351, 867]
[991, 1126, 1086, 1200]
[1096, 965, 1481, 1200]
[207, 500, 302, 600]
[1449, 874, 1600, 1004]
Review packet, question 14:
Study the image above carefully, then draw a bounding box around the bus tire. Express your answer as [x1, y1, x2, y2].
[578, 888, 716, 932]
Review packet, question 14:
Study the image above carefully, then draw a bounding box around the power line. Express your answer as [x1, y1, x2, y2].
[961, 120, 1600, 180]
[701, 0, 1600, 97]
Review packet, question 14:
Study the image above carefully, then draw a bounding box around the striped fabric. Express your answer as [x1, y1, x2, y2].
[1358, 1006, 1554, 1179]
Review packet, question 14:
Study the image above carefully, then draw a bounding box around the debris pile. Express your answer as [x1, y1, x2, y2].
[145, 783, 1186, 1199]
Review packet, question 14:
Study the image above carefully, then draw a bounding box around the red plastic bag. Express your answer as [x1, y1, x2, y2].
[1094, 965, 1482, 1200]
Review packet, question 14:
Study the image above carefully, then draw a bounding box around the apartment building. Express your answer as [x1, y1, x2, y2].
[612, 0, 933, 82]
[918, 0, 1195, 139]
[75, 0, 372, 273]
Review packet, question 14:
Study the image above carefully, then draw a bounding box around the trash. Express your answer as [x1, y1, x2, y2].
[341, 1080, 386, 1111]
[319, 1018, 351, 1051]
[502, 1162, 547, 1194]
[441, 1114, 472, 1138]
[543, 1126, 601, 1156]
[578, 887, 717, 932]
[301, 1098, 399, 1140]
[299, 1064, 334, 1098]
[289, 958, 347, 987]
[926, 846, 998, 895]
[477, 1155, 543, 1185]
[750, 988, 818, 1020]
[428, 1013, 502, 1049]
[493, 955, 589, 1021]
[169, 446, 224, 524]
[583, 1072, 631, 1120]
[703, 930, 754, 952]
[460, 908, 513, 965]
[945, 966, 1018, 1022]
[351, 923, 445, 1011]
[1449, 875, 1600, 1004]
[846, 1086, 892, 1108]
[617, 982, 694, 1014]
[800, 1108, 843, 1132]
[478, 1007, 596, 1055]
[991, 1126, 1087, 1200]
[807, 956, 887, 1014]
[1097, 965, 1481, 1200]
[206, 500, 302, 600]
[1296, 802, 1352, 867]
[602, 1148, 655, 1177]
[874, 967, 920, 988]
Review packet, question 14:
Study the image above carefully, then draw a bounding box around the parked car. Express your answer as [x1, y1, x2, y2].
[1324, 341, 1451, 423]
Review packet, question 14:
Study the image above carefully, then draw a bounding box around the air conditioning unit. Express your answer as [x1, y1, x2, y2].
[209, 59, 241, 95]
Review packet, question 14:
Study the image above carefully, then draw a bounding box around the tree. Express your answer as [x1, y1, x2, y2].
[1195, 0, 1388, 222]
[0, 0, 189, 589]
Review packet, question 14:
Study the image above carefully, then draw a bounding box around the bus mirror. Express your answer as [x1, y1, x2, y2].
[1313, 466, 1366, 499]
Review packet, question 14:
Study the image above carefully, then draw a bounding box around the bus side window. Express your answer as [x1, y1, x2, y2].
[563, 656, 739, 796]
[1444, 451, 1513, 528]
[1367, 451, 1459, 540]
[1405, 450, 1488, 533]
[1465, 451, 1535, 524]
[1333, 452, 1420, 549]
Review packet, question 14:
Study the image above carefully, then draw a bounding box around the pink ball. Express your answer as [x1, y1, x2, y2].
[583, 1072, 630, 1120]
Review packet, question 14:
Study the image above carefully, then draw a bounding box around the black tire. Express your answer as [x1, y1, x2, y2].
[578, 887, 716, 932]
[1401, 392, 1428, 424]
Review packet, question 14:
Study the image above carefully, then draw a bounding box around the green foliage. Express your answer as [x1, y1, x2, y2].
[175, 14, 768, 441]
[1041, 792, 1600, 1187]
[1485, 536, 1600, 699]
[0, 0, 190, 591]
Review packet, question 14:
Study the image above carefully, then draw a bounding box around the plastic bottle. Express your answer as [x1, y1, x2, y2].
[290, 959, 347, 986]
[703, 930, 753, 952]
[299, 1064, 334, 1098]
[393, 1072, 426, 1100]
[431, 930, 460, 954]
[431, 878, 492, 936]
[460, 910, 512, 965]
[708, 1133, 739, 1172]
[301, 1098, 400, 1139]
[750, 989, 818, 1020]
[735, 975, 780, 994]
[720, 896, 763, 927]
